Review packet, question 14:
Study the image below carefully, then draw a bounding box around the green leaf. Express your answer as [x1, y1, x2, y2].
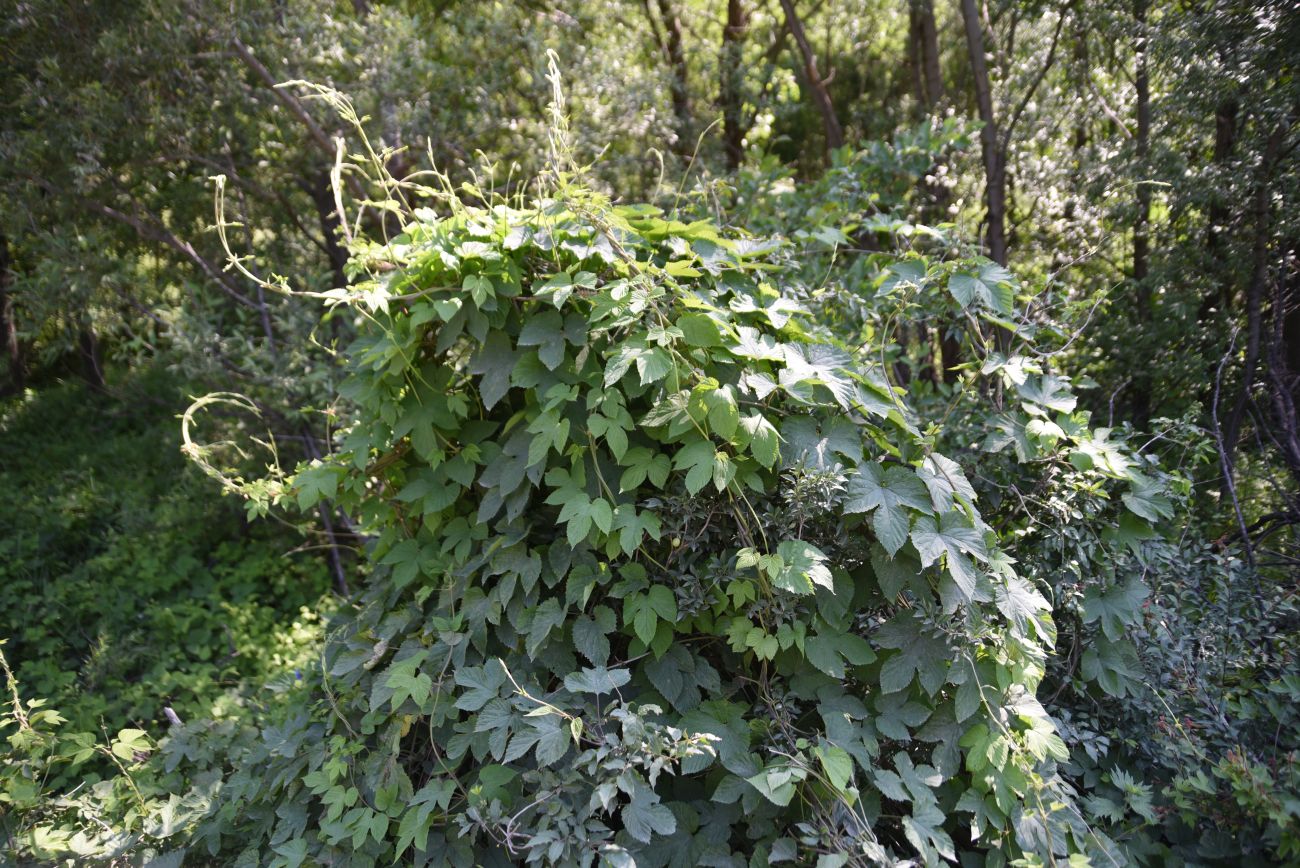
[677, 312, 723, 347]
[876, 614, 952, 695]
[1080, 638, 1144, 697]
[626, 586, 676, 646]
[294, 462, 344, 511]
[619, 447, 672, 492]
[572, 615, 611, 666]
[730, 325, 785, 361]
[1122, 472, 1174, 522]
[397, 780, 455, 853]
[673, 438, 719, 495]
[737, 412, 780, 468]
[1103, 510, 1160, 554]
[273, 839, 309, 868]
[646, 585, 677, 619]
[518, 310, 567, 370]
[622, 789, 677, 843]
[603, 340, 676, 387]
[877, 259, 927, 297]
[875, 690, 931, 740]
[636, 347, 673, 385]
[769, 540, 834, 595]
[632, 605, 658, 645]
[844, 464, 933, 556]
[954, 677, 983, 723]
[1016, 374, 1077, 413]
[563, 666, 631, 694]
[589, 497, 613, 534]
[526, 598, 567, 658]
[778, 343, 858, 410]
[111, 728, 150, 761]
[454, 662, 507, 711]
[805, 632, 876, 678]
[703, 385, 740, 440]
[533, 720, 571, 767]
[534, 271, 574, 307]
[917, 453, 977, 512]
[711, 450, 736, 491]
[815, 745, 854, 792]
[463, 273, 495, 307]
[469, 331, 518, 409]
[555, 490, 596, 547]
[947, 262, 1015, 314]
[1083, 578, 1147, 641]
[474, 765, 517, 802]
[747, 764, 805, 806]
[1023, 716, 1069, 762]
[910, 512, 987, 603]
[386, 654, 433, 710]
[611, 504, 662, 554]
[994, 575, 1052, 640]
[804, 635, 846, 678]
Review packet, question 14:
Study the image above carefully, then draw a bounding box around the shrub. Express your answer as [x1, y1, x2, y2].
[183, 83, 1113, 864]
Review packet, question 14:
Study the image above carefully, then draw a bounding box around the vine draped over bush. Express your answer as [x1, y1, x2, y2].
[179, 122, 1123, 862]
[4, 3, 1299, 861]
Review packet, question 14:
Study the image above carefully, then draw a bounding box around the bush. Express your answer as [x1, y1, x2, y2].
[176, 88, 1120, 860]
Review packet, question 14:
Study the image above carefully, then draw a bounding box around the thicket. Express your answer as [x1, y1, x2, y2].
[183, 81, 1097, 864]
[2, 1, 1298, 866]
[1, 65, 1294, 865]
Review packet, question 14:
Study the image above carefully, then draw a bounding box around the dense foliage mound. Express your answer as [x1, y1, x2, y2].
[177, 168, 1119, 867]
[4, 3, 1298, 863]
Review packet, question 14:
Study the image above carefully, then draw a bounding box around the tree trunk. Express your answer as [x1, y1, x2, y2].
[1221, 125, 1286, 494]
[1266, 266, 1300, 493]
[0, 233, 25, 395]
[779, 0, 843, 153]
[908, 5, 926, 106]
[309, 171, 350, 293]
[1285, 246, 1300, 403]
[960, 0, 1006, 265]
[941, 328, 963, 385]
[1132, 0, 1152, 426]
[78, 327, 106, 391]
[1132, 0, 1151, 287]
[1197, 97, 1238, 411]
[647, 0, 693, 153]
[1208, 98, 1239, 316]
[1071, 26, 1089, 152]
[895, 324, 913, 387]
[914, 0, 943, 107]
[721, 0, 749, 169]
[908, 0, 949, 380]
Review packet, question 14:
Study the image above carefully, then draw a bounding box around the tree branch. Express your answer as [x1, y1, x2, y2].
[1000, 6, 1068, 152]
[77, 193, 262, 311]
[778, 0, 843, 151]
[230, 36, 367, 201]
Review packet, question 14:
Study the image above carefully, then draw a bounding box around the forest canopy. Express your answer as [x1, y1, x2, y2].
[1, 1, 1297, 866]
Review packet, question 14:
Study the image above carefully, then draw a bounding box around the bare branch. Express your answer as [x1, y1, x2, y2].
[1001, 6, 1068, 151]
[778, 0, 843, 151]
[230, 37, 368, 201]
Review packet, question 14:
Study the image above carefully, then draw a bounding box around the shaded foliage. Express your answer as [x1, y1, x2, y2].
[2, 0, 1298, 865]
